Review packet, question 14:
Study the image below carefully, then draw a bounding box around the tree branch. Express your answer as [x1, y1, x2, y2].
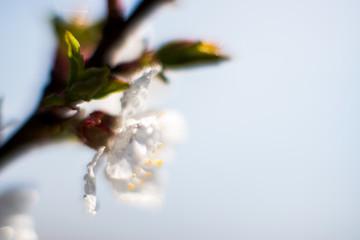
[107, 0, 126, 20]
[0, 111, 64, 169]
[86, 0, 174, 68]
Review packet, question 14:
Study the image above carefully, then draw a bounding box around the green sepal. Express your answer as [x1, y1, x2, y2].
[64, 31, 85, 87]
[157, 71, 169, 83]
[156, 40, 228, 68]
[92, 76, 130, 99]
[65, 67, 110, 102]
[42, 94, 66, 108]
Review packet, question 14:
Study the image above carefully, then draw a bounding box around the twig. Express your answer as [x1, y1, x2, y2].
[86, 0, 174, 68]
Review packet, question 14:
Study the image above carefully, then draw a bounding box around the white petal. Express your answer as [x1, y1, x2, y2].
[111, 180, 164, 207]
[132, 116, 161, 151]
[83, 194, 97, 216]
[128, 140, 148, 164]
[105, 159, 132, 180]
[121, 73, 152, 119]
[158, 110, 187, 145]
[83, 146, 105, 215]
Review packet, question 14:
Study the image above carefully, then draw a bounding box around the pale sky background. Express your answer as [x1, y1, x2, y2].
[1, 0, 360, 239]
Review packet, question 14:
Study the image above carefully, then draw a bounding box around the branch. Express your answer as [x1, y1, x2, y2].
[107, 0, 126, 20]
[0, 111, 63, 169]
[86, 0, 174, 68]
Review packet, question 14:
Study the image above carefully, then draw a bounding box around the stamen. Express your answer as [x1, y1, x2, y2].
[146, 172, 152, 178]
[128, 183, 135, 190]
[152, 149, 159, 156]
[156, 160, 163, 166]
[132, 173, 136, 178]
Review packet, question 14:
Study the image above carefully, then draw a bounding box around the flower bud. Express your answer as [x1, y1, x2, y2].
[80, 111, 118, 149]
[155, 40, 228, 68]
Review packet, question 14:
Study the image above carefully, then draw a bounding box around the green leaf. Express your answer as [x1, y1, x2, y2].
[65, 67, 129, 102]
[156, 40, 228, 68]
[42, 94, 65, 107]
[65, 67, 110, 102]
[64, 31, 84, 87]
[92, 76, 130, 99]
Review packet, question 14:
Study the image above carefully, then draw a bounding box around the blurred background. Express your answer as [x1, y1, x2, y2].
[1, 0, 360, 239]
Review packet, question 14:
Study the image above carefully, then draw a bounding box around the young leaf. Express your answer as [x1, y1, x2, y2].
[156, 40, 228, 68]
[65, 67, 110, 102]
[64, 31, 85, 87]
[42, 94, 66, 108]
[92, 76, 130, 99]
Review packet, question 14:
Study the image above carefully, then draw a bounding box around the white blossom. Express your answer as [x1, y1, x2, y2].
[83, 69, 186, 214]
[0, 188, 39, 240]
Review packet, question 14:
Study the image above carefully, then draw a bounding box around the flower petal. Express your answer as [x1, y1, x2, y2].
[120, 72, 152, 119]
[84, 146, 105, 215]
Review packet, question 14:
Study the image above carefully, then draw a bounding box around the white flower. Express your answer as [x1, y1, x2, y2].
[84, 69, 186, 214]
[0, 188, 39, 240]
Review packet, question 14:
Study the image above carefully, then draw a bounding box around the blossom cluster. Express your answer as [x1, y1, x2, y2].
[84, 69, 185, 214]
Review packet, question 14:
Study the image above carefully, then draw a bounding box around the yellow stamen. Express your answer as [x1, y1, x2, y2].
[152, 149, 159, 156]
[137, 168, 142, 172]
[158, 113, 163, 118]
[146, 160, 152, 164]
[128, 183, 135, 190]
[158, 143, 163, 148]
[132, 173, 136, 178]
[146, 172, 152, 178]
[140, 179, 145, 184]
[156, 160, 163, 166]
